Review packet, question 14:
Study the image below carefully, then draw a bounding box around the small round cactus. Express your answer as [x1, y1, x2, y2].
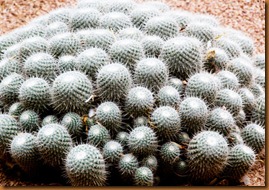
[0, 73, 24, 106]
[87, 124, 111, 148]
[125, 86, 154, 117]
[222, 144, 255, 180]
[10, 133, 40, 173]
[251, 94, 265, 126]
[103, 0, 136, 14]
[254, 69, 265, 89]
[214, 89, 243, 116]
[141, 35, 164, 58]
[0, 114, 20, 158]
[234, 109, 246, 129]
[185, 72, 221, 104]
[134, 58, 168, 91]
[65, 144, 107, 186]
[41, 115, 58, 126]
[145, 16, 178, 40]
[253, 54, 265, 70]
[8, 102, 25, 117]
[19, 110, 40, 132]
[203, 47, 229, 72]
[118, 153, 139, 177]
[36, 123, 72, 167]
[193, 13, 219, 27]
[52, 71, 93, 114]
[206, 107, 235, 136]
[151, 106, 181, 140]
[76, 48, 110, 79]
[61, 112, 83, 137]
[160, 36, 202, 80]
[19, 77, 51, 112]
[142, 1, 170, 12]
[238, 88, 255, 114]
[249, 83, 264, 98]
[173, 160, 188, 176]
[157, 86, 180, 108]
[160, 142, 180, 164]
[100, 12, 132, 32]
[103, 140, 123, 163]
[184, 22, 215, 43]
[96, 101, 122, 132]
[179, 97, 208, 134]
[162, 10, 193, 29]
[187, 131, 228, 184]
[127, 126, 158, 156]
[0, 58, 22, 80]
[96, 63, 132, 101]
[134, 167, 154, 186]
[116, 131, 129, 147]
[168, 77, 184, 95]
[241, 123, 265, 154]
[216, 70, 239, 90]
[214, 37, 242, 59]
[47, 8, 71, 24]
[141, 155, 158, 173]
[58, 55, 77, 73]
[45, 21, 69, 39]
[117, 27, 144, 41]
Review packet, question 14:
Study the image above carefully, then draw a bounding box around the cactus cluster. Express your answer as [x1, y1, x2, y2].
[0, 0, 265, 187]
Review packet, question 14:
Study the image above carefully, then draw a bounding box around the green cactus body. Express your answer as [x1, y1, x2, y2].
[58, 55, 76, 73]
[0, 58, 22, 80]
[117, 27, 144, 41]
[241, 123, 265, 154]
[163, 10, 193, 29]
[160, 142, 180, 164]
[41, 115, 58, 126]
[134, 58, 168, 92]
[116, 131, 129, 147]
[141, 155, 158, 173]
[249, 83, 264, 98]
[3, 43, 22, 61]
[160, 36, 202, 80]
[52, 71, 93, 114]
[214, 37, 242, 59]
[253, 54, 265, 70]
[184, 22, 215, 43]
[8, 102, 25, 117]
[238, 88, 255, 114]
[118, 153, 139, 177]
[251, 95, 265, 126]
[65, 144, 107, 186]
[0, 34, 17, 59]
[134, 166, 154, 186]
[151, 106, 181, 140]
[168, 77, 184, 95]
[103, 140, 123, 163]
[19, 77, 51, 112]
[96, 63, 132, 101]
[173, 160, 188, 176]
[234, 109, 246, 129]
[47, 8, 72, 24]
[157, 86, 180, 108]
[61, 112, 83, 137]
[187, 131, 228, 184]
[103, 0, 137, 14]
[19, 110, 40, 132]
[87, 124, 111, 148]
[36, 124, 72, 167]
[179, 97, 208, 134]
[216, 70, 239, 90]
[125, 87, 154, 117]
[141, 35, 164, 58]
[45, 21, 69, 39]
[254, 69, 265, 89]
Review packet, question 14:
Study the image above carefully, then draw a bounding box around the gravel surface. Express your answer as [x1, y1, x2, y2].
[0, 0, 266, 186]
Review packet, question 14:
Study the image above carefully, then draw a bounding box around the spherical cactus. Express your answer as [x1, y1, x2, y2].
[109, 39, 144, 71]
[24, 52, 57, 81]
[76, 29, 115, 52]
[160, 142, 180, 164]
[222, 144, 255, 180]
[187, 131, 228, 184]
[100, 12, 132, 32]
[214, 37, 242, 59]
[234, 109, 246, 129]
[87, 124, 111, 148]
[15, 24, 46, 41]
[76, 48, 110, 79]
[193, 13, 219, 27]
[0, 114, 20, 158]
[241, 123, 265, 154]
[48, 32, 81, 58]
[168, 77, 184, 95]
[141, 35, 164, 58]
[96, 63, 132, 101]
[125, 87, 154, 117]
[8, 102, 25, 117]
[36, 123, 72, 167]
[142, 1, 170, 12]
[227, 131, 244, 146]
[103, 0, 136, 14]
[160, 36, 202, 80]
[19, 110, 40, 132]
[215, 89, 243, 116]
[185, 72, 221, 104]
[206, 108, 235, 136]
[251, 95, 265, 126]
[127, 126, 158, 156]
[163, 10, 193, 28]
[118, 153, 139, 177]
[0, 58, 22, 80]
[184, 22, 215, 43]
[134, 167, 154, 186]
[10, 133, 40, 173]
[45, 21, 69, 39]
[65, 144, 107, 186]
[116, 131, 129, 147]
[227, 57, 254, 87]
[253, 54, 265, 70]
[203, 47, 229, 72]
[130, 6, 160, 30]
[96, 102, 122, 132]
[238, 88, 255, 114]
[157, 86, 180, 108]
[41, 115, 58, 126]
[58, 55, 77, 73]
[133, 116, 148, 128]
[141, 155, 158, 173]
[254, 69, 265, 89]
[216, 70, 239, 90]
[52, 71, 93, 114]
[19, 77, 51, 112]
[0, 34, 17, 58]
[145, 16, 178, 40]
[76, 0, 104, 11]
[3, 43, 22, 61]
[0, 73, 24, 106]
[61, 112, 83, 137]
[151, 106, 181, 140]
[173, 160, 188, 176]
[70, 8, 101, 31]
[179, 97, 208, 134]
[47, 8, 72, 24]
[103, 140, 123, 163]
[117, 27, 144, 41]
[20, 36, 48, 61]
[249, 83, 264, 98]
[134, 58, 168, 92]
